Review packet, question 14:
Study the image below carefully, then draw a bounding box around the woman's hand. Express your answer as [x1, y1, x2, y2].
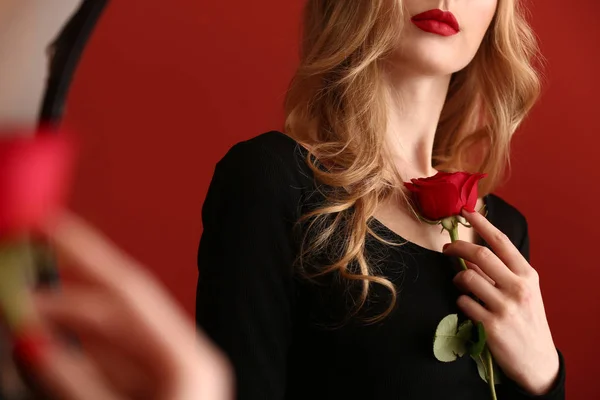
[0, 0, 83, 127]
[442, 209, 559, 395]
[14, 213, 233, 400]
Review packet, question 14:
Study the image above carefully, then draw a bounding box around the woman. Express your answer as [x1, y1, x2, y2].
[196, 1, 566, 399]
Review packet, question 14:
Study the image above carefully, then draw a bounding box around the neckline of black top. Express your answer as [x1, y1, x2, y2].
[369, 194, 493, 256]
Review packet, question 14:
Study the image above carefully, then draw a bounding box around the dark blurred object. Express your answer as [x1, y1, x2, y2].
[39, 0, 110, 128]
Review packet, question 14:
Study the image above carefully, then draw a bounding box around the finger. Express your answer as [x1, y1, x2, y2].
[35, 287, 223, 385]
[448, 257, 495, 285]
[444, 240, 516, 288]
[44, 213, 220, 367]
[14, 330, 127, 400]
[33, 289, 174, 373]
[465, 261, 496, 286]
[38, 352, 126, 400]
[44, 213, 190, 331]
[78, 340, 158, 399]
[44, 212, 149, 293]
[449, 261, 494, 292]
[461, 209, 529, 275]
[453, 269, 504, 311]
[456, 295, 492, 324]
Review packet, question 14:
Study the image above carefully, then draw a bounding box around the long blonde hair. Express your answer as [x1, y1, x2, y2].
[285, 0, 541, 322]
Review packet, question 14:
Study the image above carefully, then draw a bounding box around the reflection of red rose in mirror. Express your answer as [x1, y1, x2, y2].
[404, 171, 487, 221]
[0, 132, 74, 239]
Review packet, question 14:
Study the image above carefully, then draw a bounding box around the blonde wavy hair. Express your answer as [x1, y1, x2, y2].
[285, 0, 541, 322]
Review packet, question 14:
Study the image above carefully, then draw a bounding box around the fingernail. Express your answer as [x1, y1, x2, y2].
[442, 243, 451, 251]
[12, 329, 50, 367]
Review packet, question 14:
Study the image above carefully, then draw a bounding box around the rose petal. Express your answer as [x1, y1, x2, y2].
[461, 173, 487, 211]
[448, 172, 471, 187]
[404, 182, 419, 193]
[405, 172, 488, 220]
[413, 181, 462, 220]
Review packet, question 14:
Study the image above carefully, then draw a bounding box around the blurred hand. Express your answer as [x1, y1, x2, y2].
[15, 213, 233, 400]
[0, 0, 83, 128]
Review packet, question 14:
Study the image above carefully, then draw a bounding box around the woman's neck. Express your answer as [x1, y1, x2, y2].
[383, 71, 452, 180]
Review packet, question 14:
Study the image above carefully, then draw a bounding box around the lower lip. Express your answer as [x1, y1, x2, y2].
[411, 19, 458, 37]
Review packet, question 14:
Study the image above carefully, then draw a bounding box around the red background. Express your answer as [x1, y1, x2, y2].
[63, 1, 598, 397]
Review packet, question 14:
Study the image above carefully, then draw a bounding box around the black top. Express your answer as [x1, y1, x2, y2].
[196, 131, 566, 400]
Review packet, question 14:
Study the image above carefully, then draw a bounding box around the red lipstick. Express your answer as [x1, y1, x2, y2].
[411, 9, 460, 37]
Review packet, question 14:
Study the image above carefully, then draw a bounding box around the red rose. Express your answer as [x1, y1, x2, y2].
[0, 131, 74, 240]
[404, 172, 487, 221]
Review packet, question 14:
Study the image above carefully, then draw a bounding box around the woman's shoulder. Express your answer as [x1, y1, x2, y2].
[486, 193, 527, 224]
[217, 130, 311, 180]
[209, 131, 315, 211]
[220, 130, 303, 166]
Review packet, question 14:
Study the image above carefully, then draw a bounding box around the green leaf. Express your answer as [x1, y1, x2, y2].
[472, 354, 487, 382]
[433, 314, 472, 362]
[458, 320, 473, 339]
[471, 353, 503, 384]
[469, 321, 487, 357]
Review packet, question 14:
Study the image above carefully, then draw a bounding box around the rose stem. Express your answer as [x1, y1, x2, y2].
[484, 347, 498, 400]
[448, 217, 497, 400]
[448, 220, 468, 271]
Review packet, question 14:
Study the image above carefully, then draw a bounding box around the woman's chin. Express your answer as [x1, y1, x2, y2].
[390, 44, 475, 77]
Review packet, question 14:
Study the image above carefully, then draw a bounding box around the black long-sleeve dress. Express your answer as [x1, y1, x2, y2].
[196, 131, 565, 400]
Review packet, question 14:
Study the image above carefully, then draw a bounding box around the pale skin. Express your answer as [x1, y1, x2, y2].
[376, 0, 496, 252]
[373, 0, 560, 395]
